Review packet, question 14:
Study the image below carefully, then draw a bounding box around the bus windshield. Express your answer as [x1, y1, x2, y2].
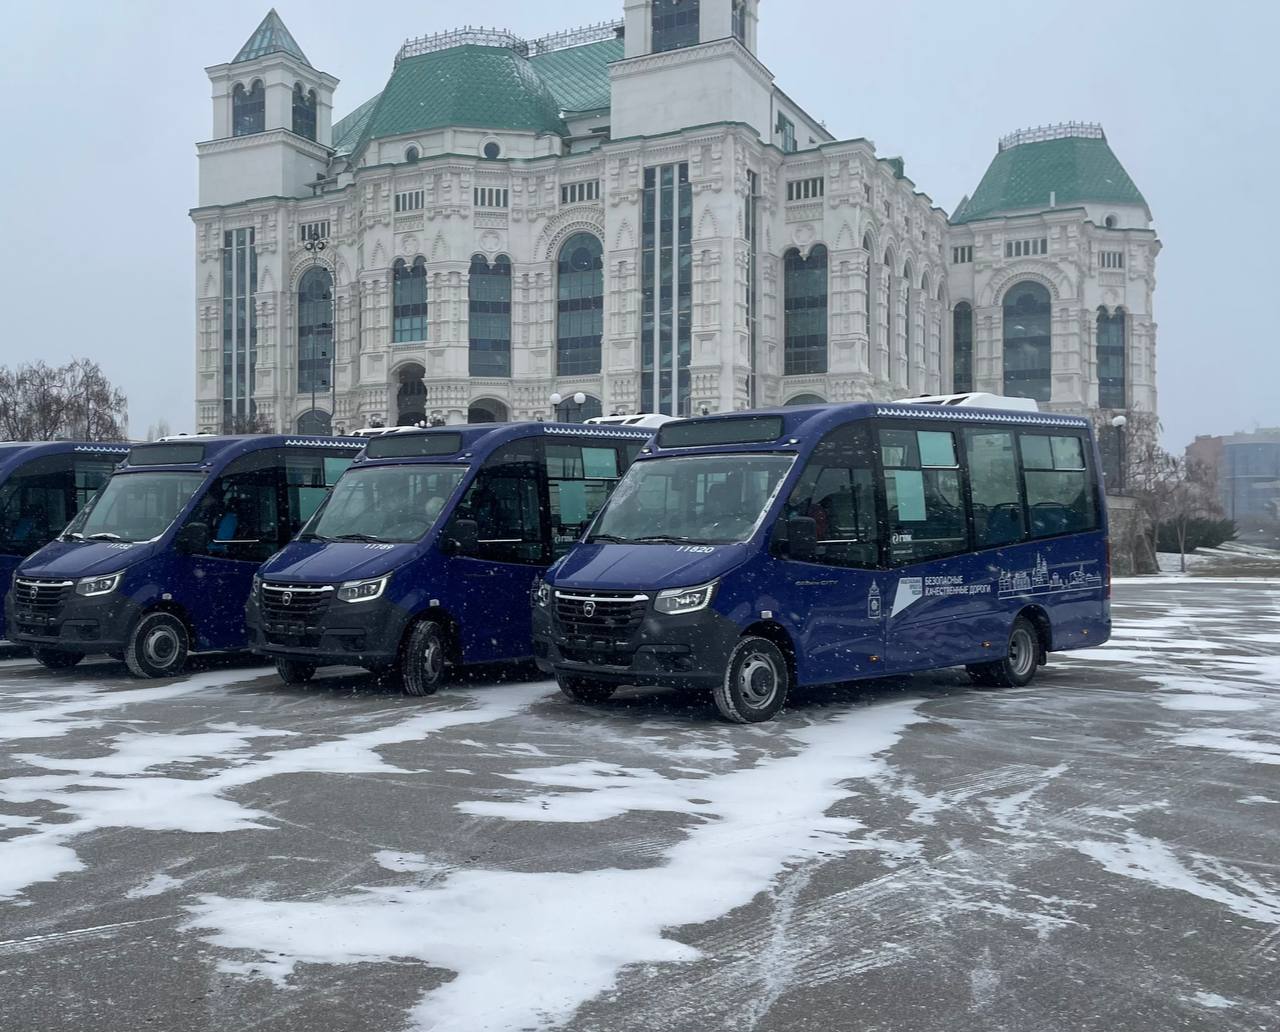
[308, 464, 467, 544]
[590, 453, 795, 545]
[67, 472, 207, 544]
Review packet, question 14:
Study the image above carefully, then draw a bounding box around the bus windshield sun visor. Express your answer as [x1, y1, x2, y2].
[657, 415, 785, 450]
[365, 433, 464, 460]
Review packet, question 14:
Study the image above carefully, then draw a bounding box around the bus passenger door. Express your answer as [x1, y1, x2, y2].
[774, 425, 886, 685]
[879, 427, 993, 672]
[446, 442, 546, 664]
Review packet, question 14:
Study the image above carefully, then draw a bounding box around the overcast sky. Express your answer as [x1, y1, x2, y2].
[0, 0, 1274, 449]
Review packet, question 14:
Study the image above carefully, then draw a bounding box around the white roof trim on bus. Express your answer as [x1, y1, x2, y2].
[74, 445, 131, 453]
[542, 426, 652, 440]
[875, 406, 1090, 429]
[281, 438, 364, 447]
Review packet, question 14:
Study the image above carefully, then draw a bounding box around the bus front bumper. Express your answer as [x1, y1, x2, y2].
[5, 589, 141, 656]
[533, 601, 741, 689]
[246, 593, 412, 670]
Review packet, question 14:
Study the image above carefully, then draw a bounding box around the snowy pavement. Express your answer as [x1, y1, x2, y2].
[1, 579, 1278, 1032]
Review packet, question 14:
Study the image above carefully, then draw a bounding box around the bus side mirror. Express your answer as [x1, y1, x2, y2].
[175, 523, 210, 554]
[787, 517, 817, 562]
[446, 519, 480, 557]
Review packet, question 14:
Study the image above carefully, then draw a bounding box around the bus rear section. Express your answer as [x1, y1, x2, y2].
[246, 422, 651, 695]
[6, 436, 361, 676]
[535, 402, 1109, 723]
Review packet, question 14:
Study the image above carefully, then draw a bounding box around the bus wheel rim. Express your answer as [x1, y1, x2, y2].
[422, 636, 443, 681]
[1009, 629, 1034, 678]
[145, 626, 179, 667]
[738, 652, 778, 707]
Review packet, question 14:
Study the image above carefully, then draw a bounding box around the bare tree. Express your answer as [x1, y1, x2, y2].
[1129, 442, 1225, 572]
[0, 359, 128, 442]
[222, 411, 275, 435]
[146, 419, 173, 442]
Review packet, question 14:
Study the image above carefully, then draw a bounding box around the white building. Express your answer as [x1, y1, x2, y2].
[193, 2, 1160, 459]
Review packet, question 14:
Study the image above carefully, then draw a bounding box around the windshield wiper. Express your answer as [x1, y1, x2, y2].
[334, 533, 391, 544]
[298, 532, 330, 543]
[588, 533, 630, 544]
[63, 532, 85, 541]
[87, 532, 127, 542]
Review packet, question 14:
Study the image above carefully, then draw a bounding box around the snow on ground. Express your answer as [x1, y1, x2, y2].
[0, 678, 551, 900]
[184, 701, 926, 1032]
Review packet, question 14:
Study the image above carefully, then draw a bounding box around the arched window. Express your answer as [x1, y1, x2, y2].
[903, 260, 914, 391]
[732, 0, 747, 44]
[555, 395, 603, 423]
[405, 146, 420, 163]
[1003, 281, 1052, 402]
[469, 255, 512, 377]
[1104, 215, 1117, 229]
[233, 81, 265, 137]
[468, 399, 509, 424]
[783, 245, 829, 375]
[297, 267, 333, 395]
[652, 0, 701, 53]
[785, 393, 826, 406]
[396, 363, 427, 426]
[953, 302, 974, 394]
[297, 410, 331, 435]
[884, 248, 896, 380]
[1097, 307, 1127, 409]
[393, 257, 428, 343]
[292, 84, 317, 141]
[556, 233, 603, 376]
[862, 234, 875, 356]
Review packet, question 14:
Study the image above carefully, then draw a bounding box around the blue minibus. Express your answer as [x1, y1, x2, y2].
[245, 422, 651, 694]
[533, 399, 1111, 723]
[5, 435, 362, 676]
[0, 441, 132, 640]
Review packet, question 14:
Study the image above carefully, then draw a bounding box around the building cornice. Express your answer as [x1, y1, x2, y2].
[611, 37, 775, 92]
[197, 128, 331, 161]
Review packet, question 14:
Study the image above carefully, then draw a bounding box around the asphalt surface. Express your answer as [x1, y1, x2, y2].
[1, 577, 1278, 1032]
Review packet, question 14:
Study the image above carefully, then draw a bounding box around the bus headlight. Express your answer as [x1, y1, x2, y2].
[535, 581, 552, 608]
[655, 581, 717, 616]
[337, 575, 389, 604]
[76, 572, 123, 597]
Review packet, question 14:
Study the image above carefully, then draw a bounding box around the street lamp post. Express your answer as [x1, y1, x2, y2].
[550, 391, 587, 423]
[1111, 414, 1128, 493]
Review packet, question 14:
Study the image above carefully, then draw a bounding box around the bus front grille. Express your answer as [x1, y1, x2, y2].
[554, 591, 649, 646]
[261, 583, 334, 622]
[12, 578, 73, 626]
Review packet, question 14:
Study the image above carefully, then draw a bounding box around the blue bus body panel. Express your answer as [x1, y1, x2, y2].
[0, 441, 132, 640]
[252, 422, 652, 668]
[9, 435, 361, 655]
[540, 401, 1111, 692]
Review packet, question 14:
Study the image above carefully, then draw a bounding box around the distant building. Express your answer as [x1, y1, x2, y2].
[192, 3, 1160, 438]
[1188, 430, 1280, 522]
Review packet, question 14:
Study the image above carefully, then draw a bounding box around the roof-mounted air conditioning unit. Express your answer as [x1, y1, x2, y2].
[892, 392, 1040, 413]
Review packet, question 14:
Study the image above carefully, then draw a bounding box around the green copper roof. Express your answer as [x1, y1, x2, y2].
[952, 130, 1147, 225]
[356, 45, 568, 151]
[333, 94, 380, 154]
[529, 37, 623, 113]
[233, 9, 310, 67]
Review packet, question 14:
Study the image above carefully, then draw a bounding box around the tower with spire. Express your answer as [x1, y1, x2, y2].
[198, 10, 339, 207]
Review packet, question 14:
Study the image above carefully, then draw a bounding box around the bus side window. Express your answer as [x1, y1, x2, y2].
[1019, 434, 1097, 538]
[187, 454, 281, 562]
[964, 430, 1024, 547]
[779, 424, 879, 568]
[448, 442, 546, 565]
[546, 443, 622, 558]
[0, 456, 75, 555]
[879, 428, 968, 565]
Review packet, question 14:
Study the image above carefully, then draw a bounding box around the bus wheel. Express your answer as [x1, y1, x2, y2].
[32, 647, 84, 670]
[401, 621, 448, 697]
[967, 617, 1039, 689]
[714, 636, 790, 724]
[276, 658, 317, 685]
[556, 673, 617, 705]
[124, 612, 190, 679]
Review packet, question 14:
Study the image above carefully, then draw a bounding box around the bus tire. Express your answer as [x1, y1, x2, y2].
[276, 658, 317, 685]
[967, 616, 1039, 689]
[714, 636, 790, 724]
[401, 621, 448, 697]
[556, 673, 617, 704]
[124, 612, 190, 679]
[32, 647, 84, 670]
